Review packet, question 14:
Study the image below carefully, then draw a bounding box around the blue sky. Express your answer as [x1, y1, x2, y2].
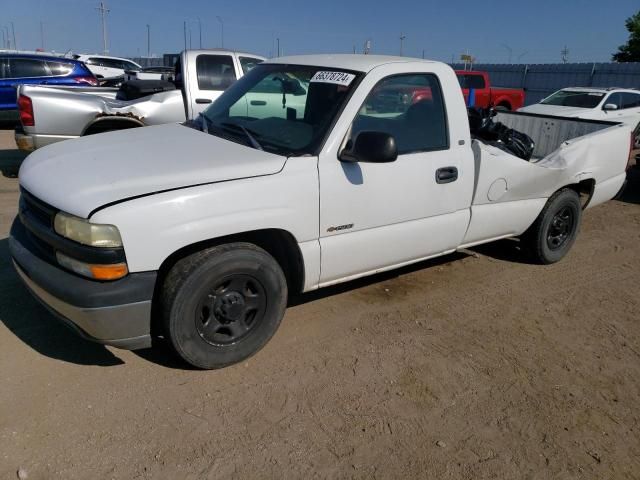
[2, 0, 638, 63]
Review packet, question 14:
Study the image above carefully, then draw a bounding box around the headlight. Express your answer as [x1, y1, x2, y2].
[54, 212, 123, 248]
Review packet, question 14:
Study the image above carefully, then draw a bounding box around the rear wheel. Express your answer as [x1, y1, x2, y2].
[161, 243, 288, 369]
[521, 188, 582, 264]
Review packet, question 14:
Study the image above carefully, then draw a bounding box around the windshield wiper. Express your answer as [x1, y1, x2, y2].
[219, 122, 263, 151]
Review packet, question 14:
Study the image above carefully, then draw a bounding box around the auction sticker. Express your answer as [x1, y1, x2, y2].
[311, 71, 355, 86]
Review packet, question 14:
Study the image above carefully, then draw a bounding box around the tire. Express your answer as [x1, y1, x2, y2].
[495, 104, 510, 111]
[521, 188, 582, 265]
[161, 243, 288, 369]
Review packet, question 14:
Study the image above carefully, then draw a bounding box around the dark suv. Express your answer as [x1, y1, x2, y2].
[0, 54, 98, 112]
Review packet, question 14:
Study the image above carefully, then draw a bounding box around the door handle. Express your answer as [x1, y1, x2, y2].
[195, 98, 212, 104]
[250, 100, 267, 106]
[435, 167, 458, 184]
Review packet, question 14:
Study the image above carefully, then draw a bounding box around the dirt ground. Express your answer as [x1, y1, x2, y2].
[0, 128, 639, 480]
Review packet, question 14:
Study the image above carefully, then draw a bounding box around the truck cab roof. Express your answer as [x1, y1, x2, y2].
[266, 54, 438, 73]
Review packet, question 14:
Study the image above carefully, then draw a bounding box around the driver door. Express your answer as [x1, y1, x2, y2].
[318, 72, 472, 285]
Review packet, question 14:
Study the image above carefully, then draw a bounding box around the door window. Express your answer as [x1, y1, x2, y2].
[620, 92, 640, 109]
[349, 73, 448, 154]
[605, 93, 622, 109]
[9, 58, 48, 78]
[196, 55, 236, 90]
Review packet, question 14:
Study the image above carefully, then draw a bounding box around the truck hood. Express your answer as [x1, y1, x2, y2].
[19, 123, 287, 218]
[518, 104, 593, 118]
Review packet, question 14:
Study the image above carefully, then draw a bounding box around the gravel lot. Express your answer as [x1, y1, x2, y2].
[1, 128, 639, 479]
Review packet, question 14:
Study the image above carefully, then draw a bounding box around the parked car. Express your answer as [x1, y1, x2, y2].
[73, 54, 142, 80]
[456, 70, 525, 110]
[10, 55, 633, 369]
[15, 50, 266, 151]
[519, 87, 640, 146]
[0, 54, 97, 113]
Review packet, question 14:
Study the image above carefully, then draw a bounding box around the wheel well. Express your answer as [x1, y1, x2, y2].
[83, 118, 143, 136]
[566, 179, 595, 209]
[156, 229, 305, 296]
[496, 101, 511, 110]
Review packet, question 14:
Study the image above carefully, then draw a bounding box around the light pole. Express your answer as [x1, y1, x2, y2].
[198, 17, 202, 48]
[1, 27, 6, 49]
[96, 2, 110, 54]
[11, 21, 16, 51]
[146, 24, 150, 57]
[216, 16, 224, 48]
[276, 37, 280, 57]
[399, 33, 406, 56]
[183, 20, 187, 50]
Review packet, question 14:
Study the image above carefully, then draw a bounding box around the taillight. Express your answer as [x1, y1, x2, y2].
[18, 95, 34, 127]
[74, 76, 99, 86]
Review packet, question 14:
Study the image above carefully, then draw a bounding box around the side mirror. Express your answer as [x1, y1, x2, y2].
[340, 131, 398, 163]
[603, 103, 618, 111]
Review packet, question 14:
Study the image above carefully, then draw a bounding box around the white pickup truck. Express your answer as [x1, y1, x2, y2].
[15, 49, 265, 151]
[10, 55, 633, 369]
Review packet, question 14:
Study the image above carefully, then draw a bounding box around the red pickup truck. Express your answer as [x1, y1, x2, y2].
[456, 70, 525, 111]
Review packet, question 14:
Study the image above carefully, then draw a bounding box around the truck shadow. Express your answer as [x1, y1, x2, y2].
[0, 130, 27, 178]
[0, 239, 125, 366]
[617, 167, 640, 205]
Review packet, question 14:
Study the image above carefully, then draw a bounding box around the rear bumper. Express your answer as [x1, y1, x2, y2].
[9, 217, 157, 350]
[14, 126, 77, 151]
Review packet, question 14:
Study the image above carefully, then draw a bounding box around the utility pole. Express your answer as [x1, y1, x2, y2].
[561, 45, 569, 64]
[96, 2, 110, 54]
[146, 24, 150, 57]
[276, 38, 280, 57]
[364, 39, 371, 55]
[183, 20, 187, 50]
[198, 18, 202, 48]
[216, 16, 224, 48]
[11, 21, 16, 51]
[1, 28, 5, 49]
[189, 28, 192, 49]
[399, 33, 406, 56]
[422, 49, 425, 59]
[40, 22, 44, 50]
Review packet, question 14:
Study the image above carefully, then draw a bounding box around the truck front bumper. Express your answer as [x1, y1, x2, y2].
[9, 218, 157, 350]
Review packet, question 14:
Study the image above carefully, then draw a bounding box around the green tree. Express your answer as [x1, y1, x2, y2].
[612, 10, 640, 62]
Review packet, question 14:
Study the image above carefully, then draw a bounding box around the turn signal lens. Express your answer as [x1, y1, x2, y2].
[56, 252, 128, 281]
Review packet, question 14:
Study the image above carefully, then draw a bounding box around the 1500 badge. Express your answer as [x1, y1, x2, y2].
[327, 224, 354, 233]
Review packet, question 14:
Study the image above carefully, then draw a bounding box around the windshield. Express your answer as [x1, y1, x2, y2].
[199, 64, 362, 156]
[541, 90, 605, 108]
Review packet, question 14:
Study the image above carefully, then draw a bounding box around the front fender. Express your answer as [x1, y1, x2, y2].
[89, 156, 320, 274]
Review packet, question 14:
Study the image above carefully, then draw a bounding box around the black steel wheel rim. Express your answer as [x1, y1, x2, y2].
[547, 206, 574, 250]
[195, 274, 267, 346]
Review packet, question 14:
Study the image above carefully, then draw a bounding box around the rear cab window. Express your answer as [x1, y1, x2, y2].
[196, 55, 236, 90]
[239, 57, 264, 75]
[457, 74, 486, 89]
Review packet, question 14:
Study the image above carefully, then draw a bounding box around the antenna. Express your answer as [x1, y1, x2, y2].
[96, 2, 110, 54]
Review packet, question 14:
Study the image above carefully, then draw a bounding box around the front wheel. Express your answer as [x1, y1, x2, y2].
[161, 243, 288, 369]
[521, 188, 582, 264]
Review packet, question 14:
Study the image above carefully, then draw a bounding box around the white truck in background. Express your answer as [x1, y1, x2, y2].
[15, 50, 265, 151]
[10, 55, 634, 369]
